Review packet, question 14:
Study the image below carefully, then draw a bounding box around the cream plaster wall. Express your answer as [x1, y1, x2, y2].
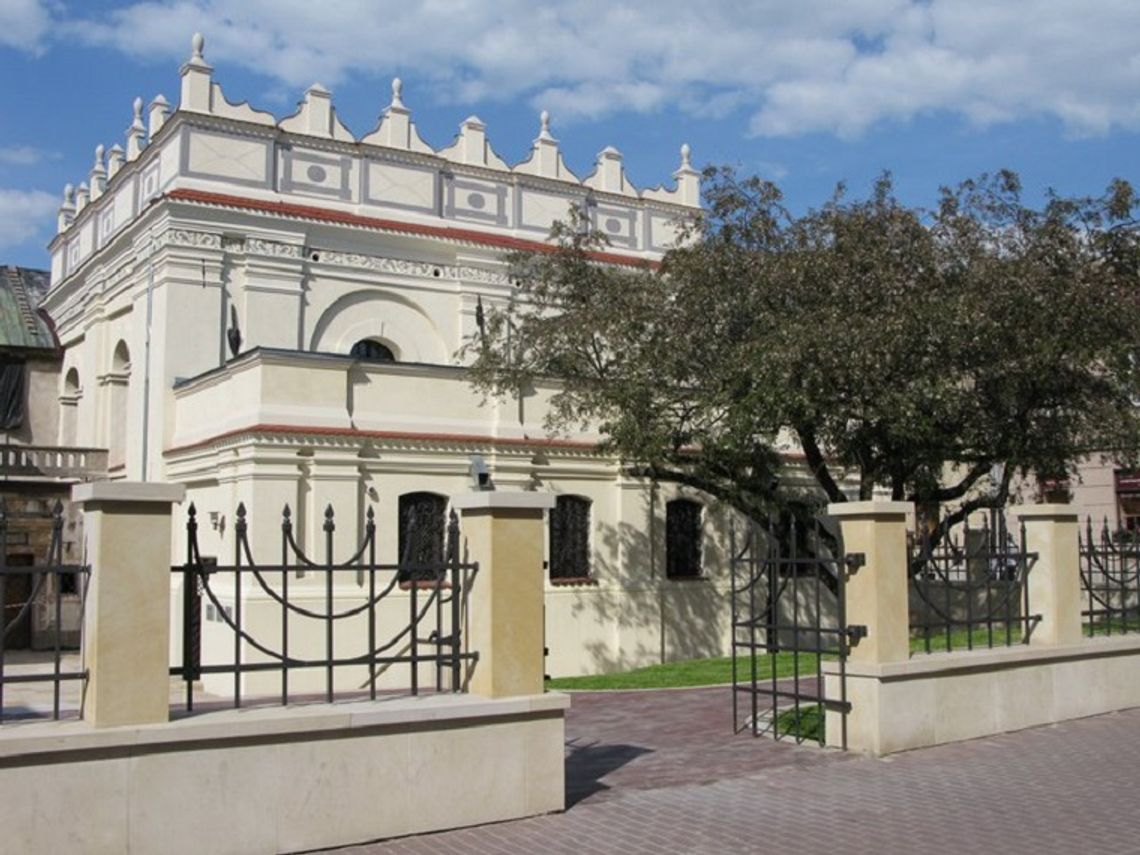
[825, 637, 1140, 755]
[0, 693, 567, 853]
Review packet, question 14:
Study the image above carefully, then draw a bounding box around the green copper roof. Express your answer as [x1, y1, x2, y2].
[0, 267, 57, 353]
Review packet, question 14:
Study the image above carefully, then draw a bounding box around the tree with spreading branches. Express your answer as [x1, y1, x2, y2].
[465, 168, 1140, 533]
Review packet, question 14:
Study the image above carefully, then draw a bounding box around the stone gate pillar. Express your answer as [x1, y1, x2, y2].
[828, 500, 913, 666]
[452, 491, 555, 698]
[1010, 504, 1082, 646]
[73, 481, 185, 727]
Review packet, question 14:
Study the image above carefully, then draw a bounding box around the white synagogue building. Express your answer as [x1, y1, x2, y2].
[42, 34, 740, 681]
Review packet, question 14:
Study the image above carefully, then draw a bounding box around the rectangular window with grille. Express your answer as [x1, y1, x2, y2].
[398, 492, 447, 582]
[666, 499, 703, 578]
[550, 495, 591, 580]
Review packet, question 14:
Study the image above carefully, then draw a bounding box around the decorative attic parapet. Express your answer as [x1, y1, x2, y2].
[126, 97, 146, 161]
[361, 79, 433, 153]
[438, 115, 509, 169]
[179, 32, 212, 113]
[50, 31, 701, 280]
[148, 95, 170, 137]
[644, 144, 700, 206]
[279, 83, 355, 141]
[514, 112, 576, 182]
[585, 146, 636, 197]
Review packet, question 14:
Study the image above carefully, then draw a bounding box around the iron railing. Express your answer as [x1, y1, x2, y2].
[1079, 519, 1140, 636]
[731, 514, 856, 749]
[908, 510, 1038, 653]
[171, 502, 479, 712]
[0, 500, 89, 724]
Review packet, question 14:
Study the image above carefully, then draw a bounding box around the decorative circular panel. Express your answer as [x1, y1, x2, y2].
[467, 193, 486, 210]
[605, 217, 622, 233]
[306, 165, 328, 183]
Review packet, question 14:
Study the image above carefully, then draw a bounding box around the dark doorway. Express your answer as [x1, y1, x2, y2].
[2, 554, 34, 649]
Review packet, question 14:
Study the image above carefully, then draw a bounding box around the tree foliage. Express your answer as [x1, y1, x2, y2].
[466, 168, 1140, 521]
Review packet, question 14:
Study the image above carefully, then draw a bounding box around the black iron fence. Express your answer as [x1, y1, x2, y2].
[0, 500, 89, 724]
[1079, 519, 1140, 636]
[908, 510, 1039, 653]
[731, 514, 857, 749]
[171, 502, 479, 712]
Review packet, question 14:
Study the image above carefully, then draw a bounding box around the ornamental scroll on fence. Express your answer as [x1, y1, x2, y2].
[908, 510, 1040, 653]
[0, 500, 88, 724]
[171, 502, 479, 712]
[1080, 519, 1140, 636]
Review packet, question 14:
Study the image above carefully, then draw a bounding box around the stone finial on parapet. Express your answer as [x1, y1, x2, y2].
[89, 145, 107, 200]
[514, 110, 577, 182]
[148, 93, 170, 138]
[57, 183, 76, 231]
[585, 145, 637, 196]
[106, 143, 125, 179]
[673, 142, 700, 206]
[390, 76, 406, 110]
[126, 96, 146, 160]
[75, 182, 90, 212]
[361, 77, 433, 152]
[180, 31, 214, 113]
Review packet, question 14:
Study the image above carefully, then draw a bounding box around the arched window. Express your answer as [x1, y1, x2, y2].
[665, 499, 703, 578]
[397, 492, 447, 581]
[550, 495, 591, 581]
[108, 341, 130, 469]
[350, 339, 396, 362]
[60, 367, 80, 447]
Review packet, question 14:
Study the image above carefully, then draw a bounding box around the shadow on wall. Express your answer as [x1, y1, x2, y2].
[558, 496, 730, 675]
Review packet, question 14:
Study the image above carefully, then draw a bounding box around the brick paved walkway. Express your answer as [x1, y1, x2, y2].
[344, 686, 1140, 855]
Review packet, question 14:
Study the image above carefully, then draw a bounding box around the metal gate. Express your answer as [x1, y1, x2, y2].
[730, 513, 861, 749]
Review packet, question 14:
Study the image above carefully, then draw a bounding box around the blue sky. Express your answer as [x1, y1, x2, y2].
[1, 0, 1139, 269]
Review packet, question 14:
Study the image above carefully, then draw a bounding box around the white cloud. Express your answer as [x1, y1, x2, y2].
[50, 0, 1140, 137]
[0, 0, 54, 51]
[0, 189, 57, 251]
[0, 146, 46, 166]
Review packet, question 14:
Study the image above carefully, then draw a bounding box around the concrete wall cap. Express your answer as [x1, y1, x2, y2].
[823, 633, 1140, 680]
[1009, 503, 1079, 521]
[72, 481, 187, 505]
[451, 491, 557, 511]
[0, 691, 568, 760]
[827, 500, 912, 519]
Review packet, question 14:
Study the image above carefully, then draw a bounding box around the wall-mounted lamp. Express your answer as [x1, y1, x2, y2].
[469, 455, 493, 491]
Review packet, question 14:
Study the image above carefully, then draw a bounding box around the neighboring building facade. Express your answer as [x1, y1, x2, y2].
[40, 35, 741, 682]
[0, 266, 105, 649]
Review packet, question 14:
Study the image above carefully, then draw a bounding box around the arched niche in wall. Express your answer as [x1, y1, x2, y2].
[308, 289, 448, 365]
[108, 340, 131, 469]
[59, 367, 81, 447]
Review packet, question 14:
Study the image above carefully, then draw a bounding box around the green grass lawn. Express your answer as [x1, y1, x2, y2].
[773, 705, 825, 742]
[545, 651, 822, 691]
[909, 622, 1026, 653]
[1086, 618, 1140, 637]
[545, 624, 1038, 691]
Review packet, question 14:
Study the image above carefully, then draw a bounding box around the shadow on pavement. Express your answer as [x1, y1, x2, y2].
[564, 738, 654, 807]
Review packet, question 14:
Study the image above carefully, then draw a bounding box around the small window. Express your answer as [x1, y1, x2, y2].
[550, 495, 591, 580]
[350, 339, 395, 362]
[398, 492, 446, 581]
[665, 499, 703, 578]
